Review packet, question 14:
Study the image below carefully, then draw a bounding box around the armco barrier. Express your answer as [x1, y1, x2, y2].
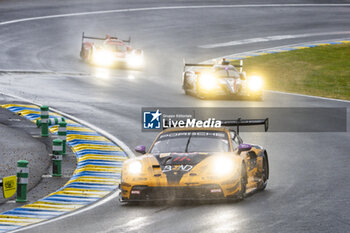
[0, 104, 128, 232]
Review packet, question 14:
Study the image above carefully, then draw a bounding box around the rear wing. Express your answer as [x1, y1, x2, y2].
[221, 118, 269, 134]
[81, 32, 131, 43]
[183, 59, 243, 72]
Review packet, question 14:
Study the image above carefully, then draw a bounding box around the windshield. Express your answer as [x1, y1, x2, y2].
[104, 43, 126, 52]
[150, 131, 229, 154]
[214, 68, 239, 78]
[214, 69, 229, 77]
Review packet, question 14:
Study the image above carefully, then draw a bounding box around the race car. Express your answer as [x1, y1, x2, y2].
[182, 59, 263, 100]
[120, 118, 269, 202]
[80, 32, 144, 68]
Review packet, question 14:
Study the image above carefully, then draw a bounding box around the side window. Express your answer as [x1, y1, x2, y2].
[230, 132, 239, 150]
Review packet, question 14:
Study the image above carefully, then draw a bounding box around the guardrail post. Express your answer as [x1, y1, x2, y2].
[16, 160, 28, 203]
[52, 139, 63, 177]
[58, 121, 67, 155]
[40, 105, 49, 137]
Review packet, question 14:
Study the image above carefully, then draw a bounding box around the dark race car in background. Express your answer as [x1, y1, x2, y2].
[120, 118, 269, 202]
[182, 60, 263, 100]
[80, 32, 144, 69]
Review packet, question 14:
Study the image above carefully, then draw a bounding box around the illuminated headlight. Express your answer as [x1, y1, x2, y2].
[212, 156, 236, 177]
[128, 161, 142, 175]
[248, 75, 263, 91]
[198, 73, 217, 90]
[127, 55, 144, 67]
[92, 49, 114, 66]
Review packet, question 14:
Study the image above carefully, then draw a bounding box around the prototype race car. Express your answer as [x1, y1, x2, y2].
[80, 32, 144, 68]
[120, 118, 269, 202]
[182, 59, 263, 100]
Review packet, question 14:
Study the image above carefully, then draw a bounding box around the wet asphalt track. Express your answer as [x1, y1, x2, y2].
[0, 0, 350, 232]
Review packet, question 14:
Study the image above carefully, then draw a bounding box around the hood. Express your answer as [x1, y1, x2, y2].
[151, 152, 214, 184]
[153, 152, 213, 166]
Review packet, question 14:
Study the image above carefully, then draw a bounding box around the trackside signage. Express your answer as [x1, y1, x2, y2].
[2, 176, 17, 199]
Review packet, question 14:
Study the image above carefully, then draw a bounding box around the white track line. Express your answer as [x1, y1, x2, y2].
[0, 69, 88, 76]
[199, 32, 350, 48]
[1, 4, 350, 26]
[206, 37, 350, 61]
[266, 90, 350, 104]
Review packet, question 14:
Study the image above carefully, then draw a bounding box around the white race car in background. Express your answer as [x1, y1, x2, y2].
[80, 32, 144, 69]
[182, 59, 263, 100]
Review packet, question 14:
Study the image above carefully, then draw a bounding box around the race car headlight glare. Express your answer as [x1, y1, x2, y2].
[93, 49, 114, 66]
[199, 73, 217, 90]
[248, 75, 263, 91]
[128, 161, 142, 175]
[212, 156, 235, 176]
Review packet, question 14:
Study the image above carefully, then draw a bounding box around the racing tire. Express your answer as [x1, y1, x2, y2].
[236, 163, 247, 200]
[81, 48, 92, 63]
[118, 191, 124, 203]
[259, 152, 269, 191]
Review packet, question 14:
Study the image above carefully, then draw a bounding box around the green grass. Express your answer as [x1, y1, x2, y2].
[240, 43, 350, 100]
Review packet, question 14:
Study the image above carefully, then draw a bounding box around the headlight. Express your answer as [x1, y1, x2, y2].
[212, 156, 236, 177]
[198, 73, 217, 90]
[248, 75, 263, 91]
[127, 55, 144, 67]
[128, 161, 142, 175]
[92, 49, 114, 66]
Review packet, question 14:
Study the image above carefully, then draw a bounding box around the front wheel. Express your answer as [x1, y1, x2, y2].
[81, 48, 92, 62]
[259, 152, 269, 191]
[236, 163, 247, 200]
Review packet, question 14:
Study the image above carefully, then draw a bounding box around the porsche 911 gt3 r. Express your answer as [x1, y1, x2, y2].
[120, 118, 269, 202]
[182, 60, 263, 100]
[80, 32, 144, 68]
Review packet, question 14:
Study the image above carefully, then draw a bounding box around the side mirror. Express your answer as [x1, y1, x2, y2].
[238, 144, 252, 154]
[135, 145, 146, 154]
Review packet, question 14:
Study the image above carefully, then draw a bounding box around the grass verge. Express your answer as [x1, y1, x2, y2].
[240, 43, 350, 100]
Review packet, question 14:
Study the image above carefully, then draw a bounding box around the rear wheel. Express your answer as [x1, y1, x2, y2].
[183, 78, 190, 95]
[183, 73, 194, 96]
